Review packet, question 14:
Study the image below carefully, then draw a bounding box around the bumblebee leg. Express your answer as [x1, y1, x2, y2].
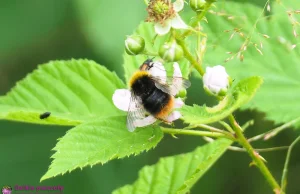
[156, 117, 172, 125]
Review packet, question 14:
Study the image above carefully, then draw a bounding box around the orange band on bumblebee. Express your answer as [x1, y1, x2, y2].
[155, 96, 174, 119]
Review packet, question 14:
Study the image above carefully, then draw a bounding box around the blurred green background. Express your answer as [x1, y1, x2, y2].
[1, 0, 299, 194]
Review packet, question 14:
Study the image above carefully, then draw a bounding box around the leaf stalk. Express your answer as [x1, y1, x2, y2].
[161, 127, 234, 141]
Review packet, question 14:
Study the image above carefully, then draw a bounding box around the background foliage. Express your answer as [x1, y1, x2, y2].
[0, 0, 300, 194]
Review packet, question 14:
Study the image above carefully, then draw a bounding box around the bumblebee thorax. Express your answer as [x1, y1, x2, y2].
[129, 71, 150, 88]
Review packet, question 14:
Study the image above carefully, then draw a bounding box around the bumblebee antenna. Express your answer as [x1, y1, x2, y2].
[145, 57, 155, 63]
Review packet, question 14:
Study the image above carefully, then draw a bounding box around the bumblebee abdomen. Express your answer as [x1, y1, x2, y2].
[142, 88, 173, 118]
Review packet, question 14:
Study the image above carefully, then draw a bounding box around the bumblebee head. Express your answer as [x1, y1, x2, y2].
[139, 58, 155, 71]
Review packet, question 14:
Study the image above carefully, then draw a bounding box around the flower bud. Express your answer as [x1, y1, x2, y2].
[203, 65, 230, 96]
[176, 89, 187, 98]
[159, 41, 183, 62]
[189, 0, 207, 12]
[125, 35, 145, 55]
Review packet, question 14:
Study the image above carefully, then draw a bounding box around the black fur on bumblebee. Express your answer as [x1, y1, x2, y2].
[125, 59, 191, 131]
[130, 71, 172, 116]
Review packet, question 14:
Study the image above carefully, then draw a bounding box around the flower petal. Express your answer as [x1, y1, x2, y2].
[112, 89, 131, 111]
[170, 14, 188, 29]
[174, 98, 184, 108]
[173, 62, 182, 77]
[173, 62, 183, 92]
[154, 20, 172, 35]
[166, 111, 181, 122]
[148, 61, 167, 78]
[203, 65, 229, 94]
[133, 115, 157, 128]
[173, 0, 184, 12]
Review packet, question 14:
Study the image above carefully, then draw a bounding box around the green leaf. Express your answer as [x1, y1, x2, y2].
[0, 59, 125, 126]
[123, 22, 191, 83]
[200, 1, 300, 127]
[41, 116, 163, 181]
[181, 76, 262, 125]
[113, 139, 232, 194]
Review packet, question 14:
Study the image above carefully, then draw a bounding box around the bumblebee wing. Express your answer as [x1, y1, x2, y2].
[151, 76, 191, 96]
[147, 61, 167, 77]
[126, 94, 146, 132]
[147, 61, 191, 95]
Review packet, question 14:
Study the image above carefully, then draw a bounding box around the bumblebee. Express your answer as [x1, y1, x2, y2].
[127, 59, 191, 131]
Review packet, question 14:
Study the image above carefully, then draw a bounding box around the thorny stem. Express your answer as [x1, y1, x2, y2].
[203, 137, 289, 153]
[280, 136, 300, 194]
[169, 3, 212, 77]
[161, 127, 234, 140]
[177, 21, 281, 192]
[248, 117, 300, 142]
[176, 38, 205, 76]
[196, 23, 202, 64]
[189, 124, 235, 139]
[218, 121, 234, 133]
[228, 115, 281, 192]
[189, 124, 224, 133]
[263, 117, 300, 140]
[181, 3, 213, 39]
[164, 2, 285, 193]
[241, 119, 254, 132]
[228, 146, 289, 153]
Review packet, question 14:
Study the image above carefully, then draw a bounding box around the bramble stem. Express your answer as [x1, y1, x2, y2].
[248, 117, 300, 142]
[203, 137, 289, 153]
[177, 25, 281, 193]
[176, 38, 205, 76]
[181, 3, 213, 39]
[189, 124, 224, 133]
[218, 121, 234, 133]
[189, 124, 235, 138]
[170, 2, 282, 193]
[280, 136, 300, 194]
[161, 127, 234, 140]
[228, 115, 281, 192]
[228, 146, 289, 153]
[241, 119, 254, 132]
[263, 117, 300, 140]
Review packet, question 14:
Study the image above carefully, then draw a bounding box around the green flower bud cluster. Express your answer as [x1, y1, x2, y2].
[176, 89, 187, 98]
[125, 35, 145, 55]
[158, 41, 183, 62]
[189, 0, 207, 12]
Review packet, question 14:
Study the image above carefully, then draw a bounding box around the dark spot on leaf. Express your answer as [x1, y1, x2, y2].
[40, 112, 51, 119]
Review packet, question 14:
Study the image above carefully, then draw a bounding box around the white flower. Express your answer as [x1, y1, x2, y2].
[153, 0, 188, 35]
[112, 62, 185, 130]
[203, 65, 229, 94]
